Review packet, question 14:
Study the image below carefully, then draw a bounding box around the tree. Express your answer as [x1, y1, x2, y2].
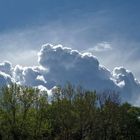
[0, 83, 140, 140]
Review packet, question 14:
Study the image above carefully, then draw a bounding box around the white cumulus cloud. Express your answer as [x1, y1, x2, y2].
[0, 44, 140, 105]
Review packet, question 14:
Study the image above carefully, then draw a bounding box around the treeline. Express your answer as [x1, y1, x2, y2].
[0, 83, 140, 140]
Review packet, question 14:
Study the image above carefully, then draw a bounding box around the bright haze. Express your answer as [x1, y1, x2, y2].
[0, 0, 140, 105]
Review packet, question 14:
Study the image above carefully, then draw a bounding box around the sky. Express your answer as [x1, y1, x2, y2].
[0, 0, 140, 79]
[0, 0, 140, 105]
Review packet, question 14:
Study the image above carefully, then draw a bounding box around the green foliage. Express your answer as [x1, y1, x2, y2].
[0, 83, 139, 140]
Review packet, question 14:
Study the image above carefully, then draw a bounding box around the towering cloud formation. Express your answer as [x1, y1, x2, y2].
[38, 44, 117, 90]
[0, 44, 140, 105]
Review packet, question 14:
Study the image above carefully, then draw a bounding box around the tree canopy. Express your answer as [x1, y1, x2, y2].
[0, 83, 140, 140]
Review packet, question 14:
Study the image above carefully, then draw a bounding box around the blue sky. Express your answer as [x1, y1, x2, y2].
[0, 0, 140, 79]
[0, 0, 140, 36]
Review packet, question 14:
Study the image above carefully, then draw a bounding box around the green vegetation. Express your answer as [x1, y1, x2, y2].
[0, 83, 140, 140]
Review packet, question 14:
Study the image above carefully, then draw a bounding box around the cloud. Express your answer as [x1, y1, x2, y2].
[86, 42, 112, 52]
[0, 61, 13, 87]
[13, 65, 47, 87]
[0, 61, 13, 76]
[0, 22, 140, 83]
[38, 44, 140, 104]
[0, 72, 13, 87]
[112, 67, 140, 102]
[38, 44, 117, 90]
[0, 71, 15, 88]
[0, 44, 140, 105]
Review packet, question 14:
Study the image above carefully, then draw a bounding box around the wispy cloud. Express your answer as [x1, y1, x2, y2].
[85, 42, 112, 52]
